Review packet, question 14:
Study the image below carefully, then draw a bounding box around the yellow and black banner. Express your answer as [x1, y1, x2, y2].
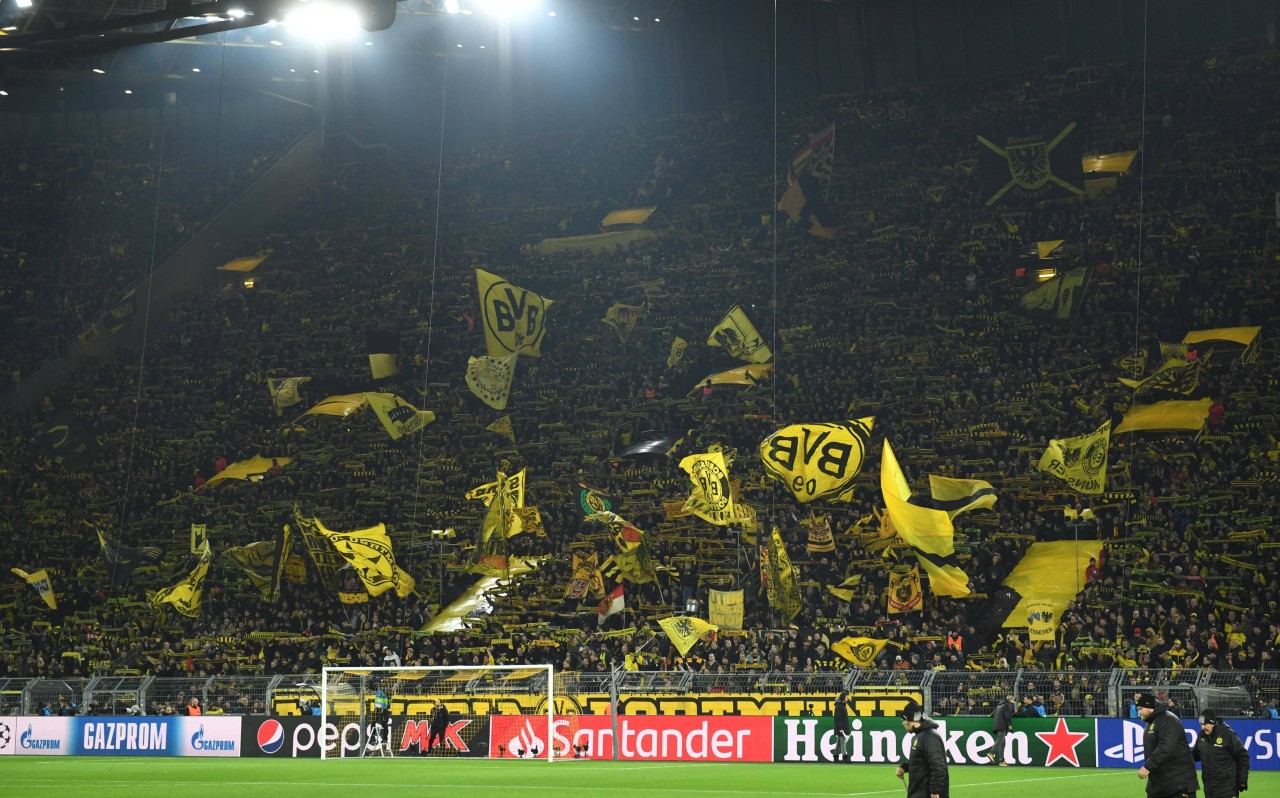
[476, 268, 554, 358]
[759, 417, 874, 503]
[1018, 266, 1089, 321]
[881, 441, 971, 598]
[803, 513, 835, 554]
[708, 589, 744, 630]
[466, 352, 518, 411]
[11, 567, 57, 610]
[679, 451, 737, 526]
[603, 301, 644, 343]
[832, 636, 888, 668]
[667, 336, 688, 369]
[364, 392, 436, 440]
[763, 528, 802, 623]
[658, 615, 718, 656]
[1038, 420, 1110, 494]
[707, 305, 772, 364]
[887, 566, 921, 614]
[778, 171, 839, 238]
[366, 326, 400, 380]
[149, 542, 212, 618]
[977, 123, 1085, 205]
[268, 376, 311, 416]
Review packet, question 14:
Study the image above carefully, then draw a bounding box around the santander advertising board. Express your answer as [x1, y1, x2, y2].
[490, 715, 772, 762]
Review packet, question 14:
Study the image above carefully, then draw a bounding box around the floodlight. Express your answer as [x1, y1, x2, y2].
[473, 0, 539, 18]
[443, 0, 460, 12]
[15, 0, 33, 8]
[283, 1, 363, 41]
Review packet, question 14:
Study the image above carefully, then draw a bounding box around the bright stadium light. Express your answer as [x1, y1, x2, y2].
[472, 0, 539, 18]
[284, 1, 363, 41]
[443, 0, 460, 12]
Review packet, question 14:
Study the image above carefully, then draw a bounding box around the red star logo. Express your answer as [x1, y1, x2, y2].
[1035, 717, 1089, 767]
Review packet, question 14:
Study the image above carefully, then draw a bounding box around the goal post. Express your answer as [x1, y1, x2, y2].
[319, 664, 555, 761]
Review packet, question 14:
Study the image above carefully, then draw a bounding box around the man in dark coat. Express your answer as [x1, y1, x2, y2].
[1193, 713, 1249, 798]
[895, 700, 948, 798]
[1136, 692, 1199, 798]
[832, 691, 852, 762]
[988, 695, 1016, 766]
[426, 699, 450, 754]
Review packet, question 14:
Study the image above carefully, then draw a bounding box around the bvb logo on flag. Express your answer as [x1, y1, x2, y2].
[689, 457, 731, 513]
[759, 418, 874, 503]
[854, 641, 877, 663]
[1081, 436, 1108, 480]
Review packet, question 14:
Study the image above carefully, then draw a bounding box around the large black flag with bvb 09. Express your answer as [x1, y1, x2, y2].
[977, 123, 1085, 206]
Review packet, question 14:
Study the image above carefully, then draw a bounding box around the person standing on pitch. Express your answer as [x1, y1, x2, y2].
[833, 691, 852, 762]
[895, 700, 948, 798]
[426, 699, 450, 755]
[1136, 692, 1199, 798]
[1193, 713, 1249, 798]
[988, 695, 1015, 766]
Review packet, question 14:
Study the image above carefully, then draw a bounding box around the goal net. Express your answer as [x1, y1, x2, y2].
[320, 664, 555, 760]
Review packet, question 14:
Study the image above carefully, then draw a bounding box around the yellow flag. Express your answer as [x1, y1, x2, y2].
[762, 528, 802, 622]
[759, 418, 874, 503]
[832, 636, 888, 668]
[881, 441, 971, 597]
[565, 552, 599, 600]
[202, 455, 291, 489]
[887, 566, 922, 614]
[667, 337, 688, 369]
[1115, 398, 1212, 434]
[708, 589, 744, 630]
[707, 305, 772, 363]
[486, 416, 516, 444]
[803, 514, 835, 554]
[267, 376, 311, 416]
[364, 393, 436, 440]
[658, 615, 718, 656]
[303, 394, 368, 417]
[1117, 358, 1201, 395]
[466, 469, 526, 510]
[466, 352, 518, 410]
[1018, 266, 1088, 320]
[1037, 420, 1110, 493]
[603, 301, 644, 343]
[313, 519, 415, 598]
[149, 543, 213, 618]
[679, 451, 737, 525]
[1182, 326, 1260, 362]
[924, 475, 997, 519]
[476, 268, 554, 358]
[11, 567, 57, 610]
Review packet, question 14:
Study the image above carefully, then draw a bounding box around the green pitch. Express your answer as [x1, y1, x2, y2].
[1, 758, 1274, 798]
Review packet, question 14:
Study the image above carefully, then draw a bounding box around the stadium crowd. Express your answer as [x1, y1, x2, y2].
[1, 29, 1279, 719]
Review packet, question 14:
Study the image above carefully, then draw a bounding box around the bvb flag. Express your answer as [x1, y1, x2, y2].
[597, 584, 625, 625]
[679, 451, 737, 526]
[803, 514, 835, 554]
[658, 615, 718, 656]
[880, 441, 971, 598]
[759, 417, 874, 503]
[603, 302, 645, 343]
[315, 520, 416, 598]
[916, 475, 998, 519]
[149, 542, 213, 617]
[476, 268, 554, 359]
[96, 526, 162, 589]
[364, 393, 436, 440]
[268, 376, 311, 416]
[887, 566, 922, 614]
[1038, 420, 1110, 494]
[1018, 266, 1090, 321]
[466, 352, 519, 410]
[707, 305, 772, 364]
[11, 567, 57, 610]
[977, 123, 1085, 205]
[778, 171, 839, 238]
[832, 636, 888, 668]
[667, 336, 688, 369]
[763, 528, 802, 623]
[708, 588, 744, 630]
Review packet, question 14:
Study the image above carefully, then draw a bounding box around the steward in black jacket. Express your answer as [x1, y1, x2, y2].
[895, 701, 949, 798]
[1137, 693, 1199, 798]
[1193, 714, 1249, 798]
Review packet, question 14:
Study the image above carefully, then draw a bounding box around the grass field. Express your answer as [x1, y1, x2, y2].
[2, 758, 1274, 798]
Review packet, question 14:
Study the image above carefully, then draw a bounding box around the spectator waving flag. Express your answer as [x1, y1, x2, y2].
[1038, 420, 1111, 493]
[880, 441, 972, 598]
[11, 567, 57, 610]
[149, 541, 213, 618]
[658, 615, 718, 656]
[476, 268, 554, 359]
[597, 584, 624, 625]
[788, 123, 835, 190]
[707, 305, 772, 364]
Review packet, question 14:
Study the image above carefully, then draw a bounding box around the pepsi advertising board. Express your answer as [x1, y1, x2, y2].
[244, 715, 491, 758]
[1096, 718, 1280, 771]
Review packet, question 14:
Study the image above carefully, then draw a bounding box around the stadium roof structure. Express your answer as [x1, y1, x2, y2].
[0, 0, 680, 65]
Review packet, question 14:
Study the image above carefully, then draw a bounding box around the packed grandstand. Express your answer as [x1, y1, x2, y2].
[1, 1, 1277, 730]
